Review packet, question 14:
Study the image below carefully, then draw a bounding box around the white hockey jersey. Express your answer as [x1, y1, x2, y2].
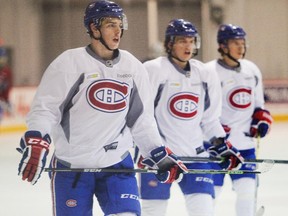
[205, 59, 265, 150]
[144, 57, 225, 157]
[27, 46, 163, 168]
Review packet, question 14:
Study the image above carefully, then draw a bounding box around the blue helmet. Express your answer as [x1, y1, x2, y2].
[164, 19, 200, 55]
[217, 24, 246, 44]
[84, 0, 128, 32]
[165, 19, 198, 38]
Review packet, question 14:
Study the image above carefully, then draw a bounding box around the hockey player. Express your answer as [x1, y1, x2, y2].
[16, 1, 188, 216]
[0, 46, 12, 122]
[136, 19, 244, 216]
[205, 24, 273, 216]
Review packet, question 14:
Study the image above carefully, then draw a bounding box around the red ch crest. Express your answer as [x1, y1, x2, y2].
[66, 199, 77, 207]
[86, 79, 129, 113]
[168, 92, 199, 120]
[228, 87, 252, 109]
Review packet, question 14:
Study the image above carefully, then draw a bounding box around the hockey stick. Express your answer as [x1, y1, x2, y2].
[178, 156, 288, 165]
[255, 135, 263, 216]
[256, 206, 265, 216]
[44, 167, 268, 174]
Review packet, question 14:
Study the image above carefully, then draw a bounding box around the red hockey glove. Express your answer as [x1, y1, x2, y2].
[222, 124, 231, 139]
[141, 146, 188, 183]
[250, 108, 273, 138]
[133, 146, 146, 169]
[17, 130, 51, 185]
[205, 138, 244, 170]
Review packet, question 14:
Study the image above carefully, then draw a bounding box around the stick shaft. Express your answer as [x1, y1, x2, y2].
[178, 156, 288, 164]
[44, 167, 263, 174]
[44, 168, 157, 173]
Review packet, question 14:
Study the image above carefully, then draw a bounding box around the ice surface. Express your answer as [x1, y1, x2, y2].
[1, 122, 287, 216]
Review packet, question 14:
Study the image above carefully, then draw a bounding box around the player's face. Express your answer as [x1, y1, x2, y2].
[226, 39, 246, 59]
[99, 17, 123, 49]
[171, 36, 195, 61]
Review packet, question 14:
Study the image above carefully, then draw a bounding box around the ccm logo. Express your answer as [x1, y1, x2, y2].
[120, 194, 139, 200]
[195, 177, 213, 184]
[27, 138, 49, 148]
[86, 79, 129, 113]
[228, 87, 252, 109]
[168, 92, 199, 120]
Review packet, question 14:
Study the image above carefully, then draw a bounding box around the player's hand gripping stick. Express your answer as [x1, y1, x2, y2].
[141, 146, 188, 183]
[205, 138, 244, 170]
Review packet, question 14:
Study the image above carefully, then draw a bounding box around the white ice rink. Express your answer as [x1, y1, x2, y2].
[1, 122, 288, 216]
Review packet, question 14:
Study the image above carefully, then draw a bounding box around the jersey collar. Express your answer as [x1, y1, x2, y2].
[86, 45, 120, 67]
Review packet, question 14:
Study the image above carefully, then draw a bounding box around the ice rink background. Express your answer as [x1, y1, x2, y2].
[1, 122, 288, 216]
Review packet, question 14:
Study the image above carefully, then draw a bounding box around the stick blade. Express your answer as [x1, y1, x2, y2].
[257, 159, 274, 173]
[256, 206, 265, 216]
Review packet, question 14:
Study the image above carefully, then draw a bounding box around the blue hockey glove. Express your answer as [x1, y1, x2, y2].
[250, 108, 273, 138]
[141, 146, 188, 183]
[17, 130, 51, 185]
[204, 138, 244, 170]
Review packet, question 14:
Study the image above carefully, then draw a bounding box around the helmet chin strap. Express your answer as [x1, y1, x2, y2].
[168, 42, 191, 64]
[91, 27, 123, 52]
[99, 37, 114, 51]
[170, 54, 187, 63]
[92, 32, 114, 51]
[226, 52, 241, 67]
[92, 29, 124, 52]
[168, 47, 198, 64]
[222, 45, 246, 68]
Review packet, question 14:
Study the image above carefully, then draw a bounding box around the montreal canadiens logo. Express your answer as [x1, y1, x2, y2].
[86, 79, 129, 113]
[66, 199, 77, 207]
[168, 92, 199, 120]
[228, 87, 252, 109]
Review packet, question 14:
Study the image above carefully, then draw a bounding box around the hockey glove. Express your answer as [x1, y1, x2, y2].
[205, 138, 244, 170]
[17, 130, 51, 185]
[222, 124, 231, 139]
[250, 108, 273, 138]
[141, 146, 188, 183]
[133, 146, 145, 169]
